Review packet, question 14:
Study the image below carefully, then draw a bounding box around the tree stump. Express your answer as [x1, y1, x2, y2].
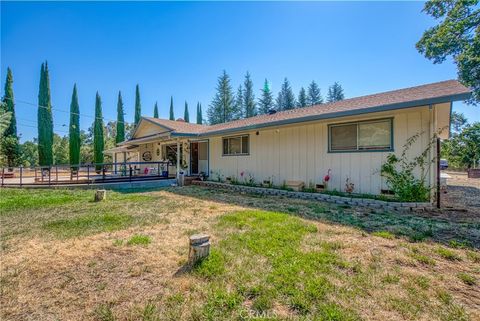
[188, 234, 210, 265]
[94, 189, 107, 202]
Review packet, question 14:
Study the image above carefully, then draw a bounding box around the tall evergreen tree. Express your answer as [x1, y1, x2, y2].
[37, 62, 54, 166]
[169, 96, 175, 120]
[234, 84, 243, 119]
[327, 82, 345, 103]
[307, 81, 323, 106]
[297, 87, 307, 108]
[153, 102, 159, 118]
[69, 84, 80, 167]
[93, 92, 104, 171]
[116, 91, 125, 144]
[184, 101, 190, 122]
[196, 102, 203, 124]
[134, 84, 141, 125]
[258, 79, 274, 114]
[207, 70, 235, 124]
[243, 72, 256, 118]
[1, 67, 19, 167]
[276, 78, 296, 111]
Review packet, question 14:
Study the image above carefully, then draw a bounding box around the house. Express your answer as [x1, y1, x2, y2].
[104, 80, 471, 199]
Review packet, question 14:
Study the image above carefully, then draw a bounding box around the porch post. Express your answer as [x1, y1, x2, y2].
[176, 140, 180, 180]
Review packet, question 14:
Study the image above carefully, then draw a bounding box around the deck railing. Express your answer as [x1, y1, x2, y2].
[0, 161, 174, 187]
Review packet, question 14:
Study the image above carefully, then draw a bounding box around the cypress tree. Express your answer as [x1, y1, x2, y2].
[307, 81, 323, 106]
[134, 84, 141, 125]
[297, 87, 307, 108]
[93, 92, 104, 171]
[153, 102, 159, 118]
[1, 67, 19, 167]
[243, 71, 256, 118]
[69, 84, 80, 168]
[37, 62, 54, 166]
[196, 102, 203, 124]
[327, 82, 345, 103]
[116, 91, 125, 144]
[169, 96, 175, 120]
[207, 70, 234, 124]
[184, 101, 190, 122]
[234, 84, 243, 119]
[258, 79, 274, 114]
[275, 78, 296, 111]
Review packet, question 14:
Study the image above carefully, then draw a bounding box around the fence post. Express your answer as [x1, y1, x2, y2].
[102, 165, 106, 181]
[56, 166, 58, 183]
[48, 167, 51, 186]
[1, 168, 4, 187]
[20, 166, 23, 187]
[129, 164, 132, 182]
[87, 165, 90, 184]
[157, 162, 160, 178]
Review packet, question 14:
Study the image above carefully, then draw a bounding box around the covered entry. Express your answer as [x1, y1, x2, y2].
[190, 141, 209, 175]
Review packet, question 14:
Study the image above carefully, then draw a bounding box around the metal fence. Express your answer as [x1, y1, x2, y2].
[0, 161, 173, 187]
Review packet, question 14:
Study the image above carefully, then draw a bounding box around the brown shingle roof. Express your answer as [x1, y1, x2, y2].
[142, 80, 470, 137]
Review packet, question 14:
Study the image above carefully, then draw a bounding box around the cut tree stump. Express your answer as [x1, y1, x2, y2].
[94, 190, 107, 202]
[188, 234, 210, 265]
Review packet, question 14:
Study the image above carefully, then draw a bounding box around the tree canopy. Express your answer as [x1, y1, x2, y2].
[207, 70, 235, 124]
[327, 82, 345, 103]
[307, 81, 323, 106]
[116, 91, 125, 144]
[258, 79, 274, 114]
[1, 67, 19, 167]
[243, 72, 256, 118]
[37, 62, 54, 166]
[69, 84, 80, 167]
[297, 87, 307, 108]
[134, 84, 141, 125]
[276, 78, 296, 111]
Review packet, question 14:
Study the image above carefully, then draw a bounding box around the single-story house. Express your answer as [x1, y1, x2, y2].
[105, 79, 471, 199]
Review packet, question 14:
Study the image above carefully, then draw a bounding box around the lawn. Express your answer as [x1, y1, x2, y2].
[1, 186, 479, 321]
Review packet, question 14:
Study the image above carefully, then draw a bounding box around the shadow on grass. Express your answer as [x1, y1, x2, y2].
[167, 186, 480, 250]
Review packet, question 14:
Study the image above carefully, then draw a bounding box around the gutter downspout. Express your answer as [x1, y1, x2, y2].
[176, 140, 180, 183]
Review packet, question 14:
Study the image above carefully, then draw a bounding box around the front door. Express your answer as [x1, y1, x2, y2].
[190, 142, 199, 174]
[190, 141, 208, 175]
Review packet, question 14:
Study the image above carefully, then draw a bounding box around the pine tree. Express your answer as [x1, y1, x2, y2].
[116, 91, 125, 144]
[234, 84, 243, 119]
[37, 62, 54, 166]
[297, 87, 307, 108]
[153, 102, 159, 118]
[307, 81, 323, 106]
[327, 82, 345, 103]
[207, 70, 235, 124]
[169, 96, 175, 120]
[243, 71, 256, 118]
[276, 78, 296, 111]
[1, 67, 19, 167]
[93, 92, 104, 171]
[184, 101, 190, 122]
[134, 84, 141, 125]
[196, 102, 203, 124]
[258, 79, 274, 114]
[69, 84, 80, 167]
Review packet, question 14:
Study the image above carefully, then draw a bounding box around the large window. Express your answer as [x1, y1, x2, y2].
[222, 135, 249, 156]
[329, 118, 393, 152]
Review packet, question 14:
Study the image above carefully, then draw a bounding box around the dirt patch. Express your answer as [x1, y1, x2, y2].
[440, 171, 480, 221]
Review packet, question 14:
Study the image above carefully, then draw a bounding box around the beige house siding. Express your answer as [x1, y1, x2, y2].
[208, 104, 446, 195]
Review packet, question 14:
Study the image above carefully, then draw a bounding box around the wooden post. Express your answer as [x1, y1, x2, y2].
[188, 234, 210, 265]
[436, 137, 441, 209]
[94, 189, 107, 202]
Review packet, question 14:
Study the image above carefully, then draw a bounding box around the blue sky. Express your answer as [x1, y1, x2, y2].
[1, 1, 478, 142]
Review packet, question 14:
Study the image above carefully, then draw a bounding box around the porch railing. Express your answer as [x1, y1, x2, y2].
[0, 161, 173, 187]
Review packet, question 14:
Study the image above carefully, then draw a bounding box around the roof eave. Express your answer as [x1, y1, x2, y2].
[199, 92, 471, 137]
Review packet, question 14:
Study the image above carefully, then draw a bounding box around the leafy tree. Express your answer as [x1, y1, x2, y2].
[184, 101, 190, 122]
[169, 96, 175, 120]
[53, 134, 69, 165]
[243, 72, 256, 117]
[1, 68, 19, 167]
[442, 122, 480, 169]
[327, 82, 345, 103]
[93, 92, 104, 170]
[297, 87, 307, 108]
[0, 103, 12, 138]
[69, 84, 81, 167]
[258, 79, 274, 114]
[234, 84, 244, 119]
[80, 129, 93, 164]
[37, 62, 54, 166]
[207, 70, 235, 124]
[451, 111, 468, 133]
[276, 78, 296, 111]
[153, 101, 159, 118]
[307, 81, 323, 106]
[134, 84, 141, 125]
[417, 0, 480, 104]
[19, 140, 38, 167]
[116, 91, 125, 144]
[196, 102, 203, 124]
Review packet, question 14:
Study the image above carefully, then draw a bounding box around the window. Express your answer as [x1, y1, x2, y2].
[222, 135, 249, 156]
[329, 118, 393, 152]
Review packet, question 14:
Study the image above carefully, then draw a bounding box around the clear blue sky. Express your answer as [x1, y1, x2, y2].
[1, 1, 477, 142]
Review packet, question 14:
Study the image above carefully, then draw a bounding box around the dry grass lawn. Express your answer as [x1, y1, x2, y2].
[1, 186, 479, 321]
